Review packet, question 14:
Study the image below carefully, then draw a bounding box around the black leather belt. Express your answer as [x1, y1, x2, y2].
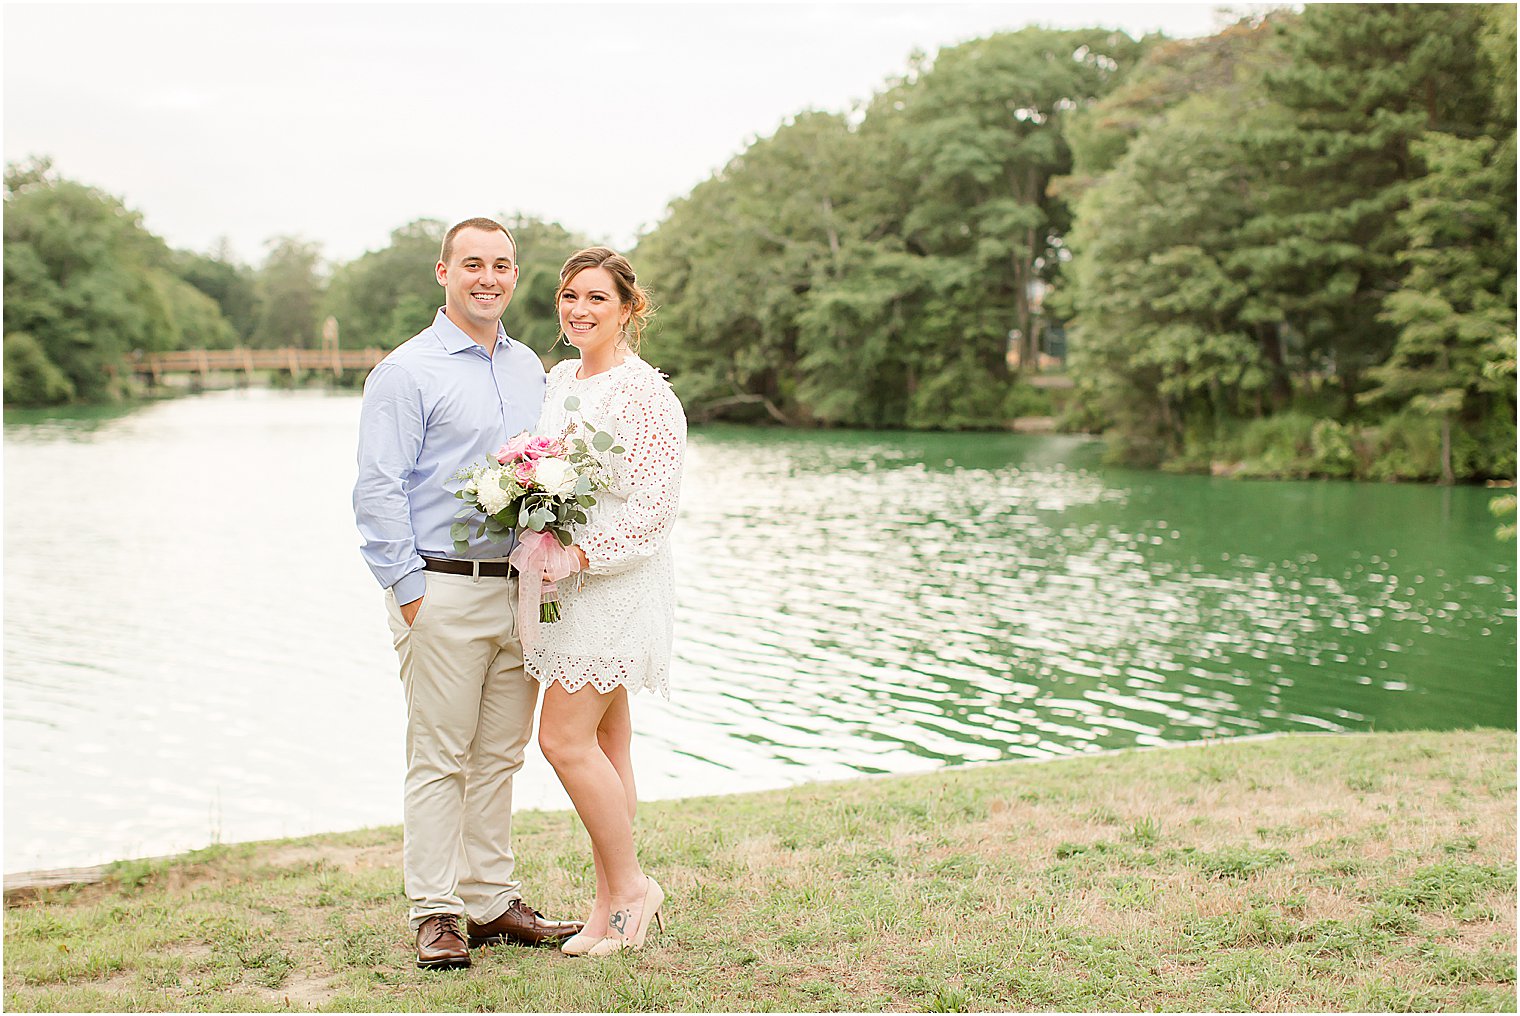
[421, 556, 516, 578]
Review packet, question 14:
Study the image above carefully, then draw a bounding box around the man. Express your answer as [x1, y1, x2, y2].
[354, 217, 581, 969]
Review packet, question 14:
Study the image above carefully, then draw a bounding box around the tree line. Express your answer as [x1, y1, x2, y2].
[5, 5, 1515, 484]
[633, 4, 1515, 483]
[2, 157, 587, 406]
[1058, 4, 1516, 484]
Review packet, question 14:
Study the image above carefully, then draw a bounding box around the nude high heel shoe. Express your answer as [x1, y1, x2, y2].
[587, 878, 664, 956]
[560, 930, 603, 956]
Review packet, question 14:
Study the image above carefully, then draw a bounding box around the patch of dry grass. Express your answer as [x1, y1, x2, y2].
[4, 729, 1514, 1011]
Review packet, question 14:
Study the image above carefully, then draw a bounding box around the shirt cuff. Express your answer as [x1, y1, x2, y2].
[392, 568, 426, 606]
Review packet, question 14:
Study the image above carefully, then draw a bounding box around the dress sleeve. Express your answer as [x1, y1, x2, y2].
[578, 378, 687, 577]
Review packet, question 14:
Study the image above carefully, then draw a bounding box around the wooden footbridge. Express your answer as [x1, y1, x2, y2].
[130, 347, 388, 384]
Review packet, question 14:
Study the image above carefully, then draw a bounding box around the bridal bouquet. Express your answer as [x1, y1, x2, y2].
[449, 397, 620, 639]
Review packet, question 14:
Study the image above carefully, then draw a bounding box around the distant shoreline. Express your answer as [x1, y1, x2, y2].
[9, 384, 1513, 491]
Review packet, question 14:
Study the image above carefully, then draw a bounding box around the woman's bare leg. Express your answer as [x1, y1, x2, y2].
[539, 682, 649, 939]
[580, 689, 635, 936]
[598, 687, 637, 820]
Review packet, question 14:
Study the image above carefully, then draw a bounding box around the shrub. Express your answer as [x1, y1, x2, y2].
[1364, 411, 1443, 482]
[4, 330, 76, 406]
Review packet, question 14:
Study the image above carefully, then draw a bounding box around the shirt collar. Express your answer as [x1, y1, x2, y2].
[430, 307, 510, 354]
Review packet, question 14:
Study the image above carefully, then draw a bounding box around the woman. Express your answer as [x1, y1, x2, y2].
[524, 247, 686, 956]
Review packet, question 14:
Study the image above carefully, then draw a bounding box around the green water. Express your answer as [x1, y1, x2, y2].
[677, 425, 1516, 766]
[3, 393, 1514, 871]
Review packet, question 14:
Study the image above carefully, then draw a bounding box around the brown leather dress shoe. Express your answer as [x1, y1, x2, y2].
[467, 899, 584, 947]
[416, 913, 471, 970]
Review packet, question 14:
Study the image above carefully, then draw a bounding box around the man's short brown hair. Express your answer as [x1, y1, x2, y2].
[440, 218, 516, 266]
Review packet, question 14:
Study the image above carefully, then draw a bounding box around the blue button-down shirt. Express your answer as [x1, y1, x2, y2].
[353, 308, 546, 604]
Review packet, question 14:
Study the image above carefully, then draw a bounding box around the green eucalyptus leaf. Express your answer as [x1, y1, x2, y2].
[592, 431, 613, 452]
[556, 529, 574, 546]
[610, 445, 625, 455]
[453, 538, 469, 554]
[564, 395, 581, 411]
[450, 521, 470, 541]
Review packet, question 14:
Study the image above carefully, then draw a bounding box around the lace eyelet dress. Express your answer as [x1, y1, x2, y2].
[523, 356, 687, 699]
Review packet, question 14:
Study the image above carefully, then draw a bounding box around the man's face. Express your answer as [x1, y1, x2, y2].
[436, 228, 518, 332]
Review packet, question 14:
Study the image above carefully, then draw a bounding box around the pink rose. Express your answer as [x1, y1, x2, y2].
[524, 436, 563, 460]
[513, 461, 535, 484]
[497, 432, 532, 464]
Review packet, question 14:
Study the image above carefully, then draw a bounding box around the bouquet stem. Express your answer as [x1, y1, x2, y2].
[539, 580, 561, 624]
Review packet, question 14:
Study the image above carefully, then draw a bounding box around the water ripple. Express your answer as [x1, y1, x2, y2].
[4, 399, 1514, 871]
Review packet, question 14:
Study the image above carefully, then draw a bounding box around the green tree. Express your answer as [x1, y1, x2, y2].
[1363, 6, 1517, 484]
[148, 269, 239, 351]
[252, 236, 325, 348]
[3, 157, 210, 403]
[173, 242, 258, 343]
[887, 28, 1150, 384]
[1059, 17, 1286, 461]
[639, 28, 1149, 430]
[1059, 7, 1516, 481]
[638, 111, 864, 423]
[4, 330, 76, 406]
[324, 219, 445, 351]
[1235, 3, 1495, 408]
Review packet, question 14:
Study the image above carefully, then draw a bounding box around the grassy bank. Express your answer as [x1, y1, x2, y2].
[5, 730, 1515, 1012]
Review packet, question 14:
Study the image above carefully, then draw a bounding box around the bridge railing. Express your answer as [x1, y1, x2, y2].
[130, 347, 388, 380]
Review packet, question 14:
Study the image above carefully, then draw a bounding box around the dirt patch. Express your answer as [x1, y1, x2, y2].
[254, 969, 342, 1009]
[259, 842, 396, 874]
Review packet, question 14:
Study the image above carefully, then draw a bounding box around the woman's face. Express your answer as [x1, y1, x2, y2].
[559, 266, 631, 357]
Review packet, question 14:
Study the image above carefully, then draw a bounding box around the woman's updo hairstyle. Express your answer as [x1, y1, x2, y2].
[557, 246, 654, 353]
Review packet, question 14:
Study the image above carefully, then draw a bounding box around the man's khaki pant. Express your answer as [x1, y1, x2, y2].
[384, 569, 538, 932]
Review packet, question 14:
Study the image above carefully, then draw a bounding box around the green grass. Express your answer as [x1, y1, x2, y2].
[4, 729, 1515, 1012]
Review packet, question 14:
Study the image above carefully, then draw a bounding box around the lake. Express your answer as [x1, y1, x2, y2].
[4, 389, 1514, 873]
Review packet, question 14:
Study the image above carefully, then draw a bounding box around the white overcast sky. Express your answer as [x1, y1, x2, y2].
[5, 2, 1245, 266]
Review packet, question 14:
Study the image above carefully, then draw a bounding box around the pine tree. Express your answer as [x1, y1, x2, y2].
[1236, 3, 1493, 407]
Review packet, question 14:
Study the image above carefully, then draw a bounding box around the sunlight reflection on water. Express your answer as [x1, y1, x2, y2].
[4, 391, 1514, 871]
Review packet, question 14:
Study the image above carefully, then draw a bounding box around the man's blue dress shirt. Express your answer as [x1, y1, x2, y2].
[354, 308, 546, 605]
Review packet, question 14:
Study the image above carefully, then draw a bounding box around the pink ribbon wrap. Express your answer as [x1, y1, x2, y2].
[509, 529, 580, 648]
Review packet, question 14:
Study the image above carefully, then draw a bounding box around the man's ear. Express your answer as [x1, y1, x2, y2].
[435, 261, 448, 287]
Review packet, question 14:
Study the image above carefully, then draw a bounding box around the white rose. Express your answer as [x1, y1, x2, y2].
[532, 457, 578, 497]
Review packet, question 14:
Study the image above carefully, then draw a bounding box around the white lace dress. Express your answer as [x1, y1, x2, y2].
[523, 356, 687, 698]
